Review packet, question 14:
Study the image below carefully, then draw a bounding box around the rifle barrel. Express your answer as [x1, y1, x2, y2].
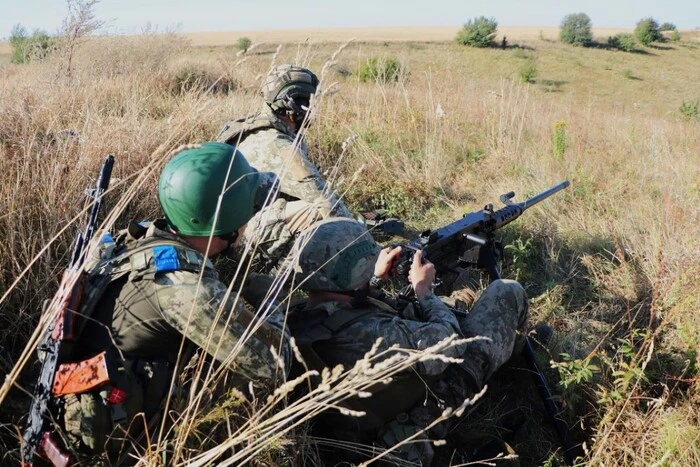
[522, 180, 570, 209]
[71, 155, 114, 268]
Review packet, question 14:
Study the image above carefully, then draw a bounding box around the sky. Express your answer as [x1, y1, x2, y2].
[1, 0, 699, 38]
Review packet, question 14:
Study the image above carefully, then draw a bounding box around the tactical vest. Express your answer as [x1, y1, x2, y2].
[54, 220, 215, 454]
[75, 220, 215, 337]
[216, 110, 293, 147]
[289, 298, 434, 433]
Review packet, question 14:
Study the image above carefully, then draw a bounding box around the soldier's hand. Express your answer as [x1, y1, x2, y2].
[409, 250, 436, 299]
[374, 246, 402, 281]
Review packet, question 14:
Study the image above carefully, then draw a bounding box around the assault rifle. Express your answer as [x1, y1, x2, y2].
[22, 155, 114, 467]
[394, 180, 577, 465]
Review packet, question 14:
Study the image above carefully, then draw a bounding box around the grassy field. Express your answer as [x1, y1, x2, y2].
[0, 25, 699, 466]
[0, 26, 644, 54]
[182, 26, 639, 45]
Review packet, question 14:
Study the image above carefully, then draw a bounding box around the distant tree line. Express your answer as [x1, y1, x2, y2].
[558, 14, 681, 51]
[453, 13, 682, 52]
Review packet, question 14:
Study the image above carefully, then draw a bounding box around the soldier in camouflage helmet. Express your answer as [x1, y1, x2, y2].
[218, 65, 346, 216]
[216, 65, 355, 274]
[59, 142, 290, 463]
[288, 218, 528, 465]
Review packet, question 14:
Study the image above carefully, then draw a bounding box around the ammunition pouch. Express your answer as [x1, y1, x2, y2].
[60, 353, 173, 457]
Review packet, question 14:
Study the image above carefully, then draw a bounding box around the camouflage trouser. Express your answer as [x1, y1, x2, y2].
[374, 280, 527, 466]
[444, 278, 528, 393]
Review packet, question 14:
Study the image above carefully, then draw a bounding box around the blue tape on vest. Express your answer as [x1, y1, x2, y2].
[153, 246, 180, 273]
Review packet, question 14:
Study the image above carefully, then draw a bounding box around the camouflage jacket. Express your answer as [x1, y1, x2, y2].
[76, 219, 291, 387]
[291, 293, 465, 376]
[217, 106, 352, 219]
[235, 198, 323, 275]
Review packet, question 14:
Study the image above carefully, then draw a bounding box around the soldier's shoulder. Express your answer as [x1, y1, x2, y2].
[236, 126, 288, 146]
[155, 269, 228, 300]
[254, 126, 289, 139]
[245, 130, 299, 159]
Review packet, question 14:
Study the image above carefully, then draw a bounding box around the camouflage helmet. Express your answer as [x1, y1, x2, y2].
[261, 64, 319, 117]
[293, 218, 380, 292]
[158, 142, 277, 237]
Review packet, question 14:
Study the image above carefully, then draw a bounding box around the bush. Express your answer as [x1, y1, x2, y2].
[236, 36, 252, 53]
[25, 30, 54, 61]
[560, 13, 593, 46]
[169, 64, 238, 95]
[455, 16, 498, 48]
[659, 22, 677, 31]
[9, 23, 55, 64]
[518, 59, 537, 83]
[679, 100, 700, 121]
[552, 121, 567, 160]
[9, 24, 28, 64]
[356, 57, 405, 84]
[670, 30, 681, 42]
[635, 18, 662, 46]
[608, 33, 637, 52]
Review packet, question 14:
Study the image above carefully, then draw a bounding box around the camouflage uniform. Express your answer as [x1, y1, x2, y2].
[63, 219, 290, 459]
[218, 105, 351, 220]
[235, 196, 324, 275]
[285, 217, 529, 465]
[295, 293, 465, 375]
[289, 291, 462, 465]
[291, 276, 527, 464]
[217, 65, 352, 272]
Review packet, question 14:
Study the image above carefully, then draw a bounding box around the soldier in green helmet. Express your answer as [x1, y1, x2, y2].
[57, 142, 290, 463]
[288, 218, 528, 466]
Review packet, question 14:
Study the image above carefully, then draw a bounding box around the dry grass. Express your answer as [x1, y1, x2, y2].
[0, 26, 699, 466]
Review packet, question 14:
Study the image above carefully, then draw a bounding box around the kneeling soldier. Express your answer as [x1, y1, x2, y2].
[54, 143, 290, 463]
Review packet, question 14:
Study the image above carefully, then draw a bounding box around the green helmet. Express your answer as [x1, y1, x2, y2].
[261, 64, 319, 117]
[158, 142, 277, 236]
[293, 218, 380, 292]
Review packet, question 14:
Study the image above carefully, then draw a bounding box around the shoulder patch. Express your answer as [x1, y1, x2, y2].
[152, 245, 181, 273]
